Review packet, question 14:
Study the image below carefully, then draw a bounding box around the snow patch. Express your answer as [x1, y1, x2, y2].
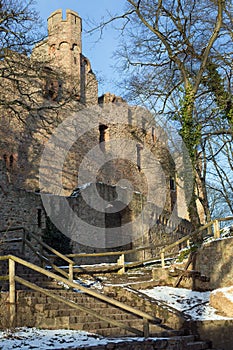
[139, 286, 233, 321]
[0, 328, 163, 349]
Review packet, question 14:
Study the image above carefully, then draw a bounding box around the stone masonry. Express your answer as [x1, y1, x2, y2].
[0, 9, 192, 259]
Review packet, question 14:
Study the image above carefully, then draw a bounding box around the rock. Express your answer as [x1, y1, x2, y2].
[210, 286, 233, 317]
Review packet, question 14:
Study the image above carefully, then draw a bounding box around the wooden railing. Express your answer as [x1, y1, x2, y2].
[49, 216, 233, 271]
[0, 255, 161, 337]
[22, 231, 75, 281]
[1, 216, 233, 281]
[0, 227, 75, 281]
[159, 216, 233, 267]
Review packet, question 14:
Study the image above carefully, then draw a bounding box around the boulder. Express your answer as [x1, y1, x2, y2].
[210, 286, 233, 317]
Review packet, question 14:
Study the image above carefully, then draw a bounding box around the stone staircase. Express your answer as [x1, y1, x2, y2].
[2, 290, 218, 349]
[0, 261, 222, 349]
[14, 289, 163, 336]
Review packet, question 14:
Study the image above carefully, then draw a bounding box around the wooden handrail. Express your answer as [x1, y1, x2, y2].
[0, 255, 161, 326]
[15, 276, 143, 336]
[218, 216, 233, 222]
[159, 217, 233, 267]
[0, 226, 25, 233]
[63, 243, 165, 258]
[0, 226, 74, 267]
[27, 231, 74, 265]
[45, 216, 233, 272]
[24, 238, 69, 279]
[22, 230, 75, 281]
[2, 216, 233, 275]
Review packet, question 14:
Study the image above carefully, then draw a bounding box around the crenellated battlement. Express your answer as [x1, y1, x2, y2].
[46, 8, 82, 57]
[48, 9, 82, 34]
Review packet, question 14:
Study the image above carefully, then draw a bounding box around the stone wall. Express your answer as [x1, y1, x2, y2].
[52, 338, 199, 350]
[150, 236, 233, 291]
[0, 155, 191, 265]
[186, 319, 233, 350]
[42, 182, 191, 264]
[103, 286, 186, 331]
[193, 237, 233, 290]
[0, 161, 45, 261]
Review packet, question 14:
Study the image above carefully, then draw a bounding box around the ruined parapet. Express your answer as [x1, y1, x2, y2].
[98, 93, 126, 104]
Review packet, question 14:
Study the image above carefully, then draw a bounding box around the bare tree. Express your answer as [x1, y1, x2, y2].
[0, 0, 52, 121]
[92, 0, 233, 228]
[0, 0, 88, 121]
[206, 132, 233, 216]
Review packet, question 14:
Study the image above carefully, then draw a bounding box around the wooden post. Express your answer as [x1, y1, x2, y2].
[68, 263, 73, 282]
[143, 317, 149, 337]
[39, 238, 44, 267]
[9, 258, 16, 304]
[9, 258, 16, 327]
[161, 249, 165, 268]
[213, 219, 220, 239]
[187, 239, 190, 248]
[117, 254, 125, 274]
[207, 222, 212, 236]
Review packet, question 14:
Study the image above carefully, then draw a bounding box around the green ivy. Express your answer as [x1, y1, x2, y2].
[179, 84, 201, 161]
[205, 61, 233, 125]
[176, 244, 198, 263]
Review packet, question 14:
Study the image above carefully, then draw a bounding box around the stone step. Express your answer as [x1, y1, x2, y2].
[33, 317, 145, 335]
[33, 317, 175, 337]
[37, 306, 140, 317]
[186, 341, 211, 350]
[88, 328, 191, 339]
[18, 304, 145, 324]
[16, 290, 89, 298]
[17, 297, 124, 310]
[16, 293, 116, 304]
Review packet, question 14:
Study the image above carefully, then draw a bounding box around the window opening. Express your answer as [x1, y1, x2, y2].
[170, 177, 176, 191]
[9, 155, 14, 167]
[136, 144, 143, 171]
[99, 124, 108, 151]
[37, 208, 42, 228]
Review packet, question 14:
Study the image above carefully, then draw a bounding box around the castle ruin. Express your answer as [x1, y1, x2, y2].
[0, 9, 192, 261]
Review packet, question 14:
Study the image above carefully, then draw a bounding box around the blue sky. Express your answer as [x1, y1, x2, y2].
[35, 0, 126, 96]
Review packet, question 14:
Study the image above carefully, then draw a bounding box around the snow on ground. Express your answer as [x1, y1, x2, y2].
[139, 286, 233, 321]
[203, 224, 233, 244]
[0, 328, 157, 350]
[56, 278, 104, 292]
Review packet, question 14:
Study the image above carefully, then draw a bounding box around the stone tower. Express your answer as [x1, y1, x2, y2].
[47, 10, 82, 89]
[32, 9, 98, 104]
